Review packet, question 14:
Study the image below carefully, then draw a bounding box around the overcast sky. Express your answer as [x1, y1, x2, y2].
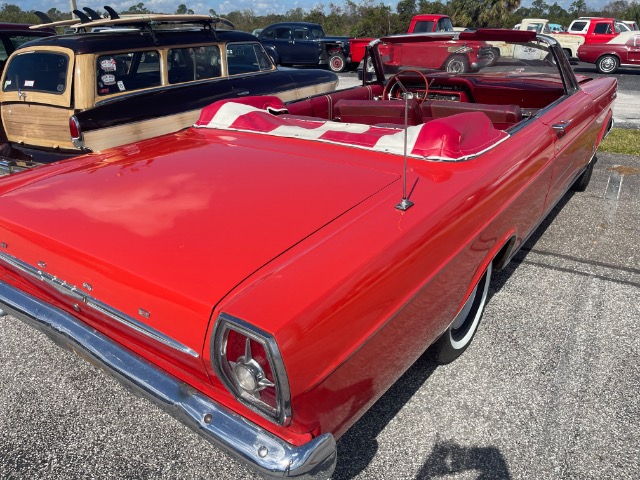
[17, 0, 608, 18]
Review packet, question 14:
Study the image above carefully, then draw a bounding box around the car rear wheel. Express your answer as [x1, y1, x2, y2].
[329, 52, 346, 73]
[485, 48, 500, 66]
[596, 55, 619, 74]
[430, 262, 492, 364]
[444, 55, 469, 74]
[572, 156, 596, 192]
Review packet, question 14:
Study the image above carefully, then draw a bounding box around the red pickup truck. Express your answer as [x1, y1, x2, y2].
[566, 17, 629, 44]
[351, 14, 456, 64]
[354, 14, 496, 77]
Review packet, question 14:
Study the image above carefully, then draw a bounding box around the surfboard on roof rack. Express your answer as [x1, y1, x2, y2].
[82, 14, 218, 29]
[30, 6, 235, 29]
[31, 11, 81, 29]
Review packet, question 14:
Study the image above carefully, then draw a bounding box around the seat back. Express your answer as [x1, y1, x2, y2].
[421, 100, 522, 129]
[285, 86, 381, 120]
[333, 99, 422, 126]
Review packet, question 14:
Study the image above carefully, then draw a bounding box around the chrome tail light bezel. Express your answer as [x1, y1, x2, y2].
[69, 115, 84, 148]
[212, 313, 292, 426]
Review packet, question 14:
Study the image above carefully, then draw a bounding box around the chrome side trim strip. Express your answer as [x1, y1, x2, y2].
[0, 280, 337, 479]
[0, 251, 199, 358]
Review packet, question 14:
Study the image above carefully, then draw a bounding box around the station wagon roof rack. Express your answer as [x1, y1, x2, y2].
[30, 6, 235, 34]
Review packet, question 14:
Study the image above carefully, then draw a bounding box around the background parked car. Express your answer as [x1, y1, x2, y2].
[356, 14, 497, 80]
[258, 22, 352, 72]
[0, 14, 338, 175]
[577, 30, 640, 73]
[514, 19, 584, 58]
[566, 17, 630, 44]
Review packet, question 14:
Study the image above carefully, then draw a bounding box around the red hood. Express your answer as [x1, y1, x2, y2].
[0, 128, 399, 355]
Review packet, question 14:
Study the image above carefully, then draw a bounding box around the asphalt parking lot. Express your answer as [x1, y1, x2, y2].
[1, 150, 638, 479]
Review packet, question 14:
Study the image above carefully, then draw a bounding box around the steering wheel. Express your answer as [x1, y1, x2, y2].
[382, 69, 429, 104]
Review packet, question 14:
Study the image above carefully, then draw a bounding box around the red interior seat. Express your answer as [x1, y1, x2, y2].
[421, 100, 522, 129]
[333, 99, 422, 126]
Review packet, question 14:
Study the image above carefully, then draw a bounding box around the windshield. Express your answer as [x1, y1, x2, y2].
[437, 18, 454, 32]
[311, 27, 325, 38]
[366, 37, 560, 83]
[615, 22, 629, 32]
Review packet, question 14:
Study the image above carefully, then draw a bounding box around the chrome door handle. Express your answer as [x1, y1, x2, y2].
[235, 90, 250, 96]
[552, 120, 571, 138]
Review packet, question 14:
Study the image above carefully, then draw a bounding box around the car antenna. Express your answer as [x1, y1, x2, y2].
[392, 76, 414, 211]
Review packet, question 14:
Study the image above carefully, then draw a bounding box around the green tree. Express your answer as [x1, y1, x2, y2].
[602, 0, 630, 17]
[123, 3, 152, 14]
[285, 7, 306, 22]
[0, 3, 38, 23]
[396, 0, 417, 25]
[626, 1, 640, 24]
[324, 4, 351, 35]
[569, 0, 587, 17]
[46, 8, 70, 22]
[224, 10, 258, 32]
[350, 0, 394, 36]
[547, 3, 571, 26]
[530, 0, 549, 17]
[175, 4, 194, 15]
[450, 0, 522, 28]
[417, 0, 450, 14]
[305, 5, 328, 26]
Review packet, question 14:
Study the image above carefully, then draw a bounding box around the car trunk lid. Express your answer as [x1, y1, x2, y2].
[0, 129, 399, 360]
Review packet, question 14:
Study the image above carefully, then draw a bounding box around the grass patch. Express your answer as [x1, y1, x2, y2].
[599, 128, 640, 156]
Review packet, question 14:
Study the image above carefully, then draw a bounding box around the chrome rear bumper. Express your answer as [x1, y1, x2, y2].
[0, 280, 337, 479]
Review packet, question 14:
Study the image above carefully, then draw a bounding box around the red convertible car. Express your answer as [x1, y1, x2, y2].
[577, 30, 640, 73]
[0, 30, 616, 478]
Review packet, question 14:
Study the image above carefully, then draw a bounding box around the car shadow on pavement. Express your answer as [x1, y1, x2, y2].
[415, 435, 512, 479]
[334, 350, 512, 479]
[333, 354, 512, 479]
[333, 352, 438, 478]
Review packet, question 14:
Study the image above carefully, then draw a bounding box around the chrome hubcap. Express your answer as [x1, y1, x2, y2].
[601, 58, 615, 71]
[448, 61, 464, 73]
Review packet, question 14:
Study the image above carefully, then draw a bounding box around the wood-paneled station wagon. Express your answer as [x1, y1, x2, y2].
[0, 29, 615, 478]
[0, 13, 338, 175]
